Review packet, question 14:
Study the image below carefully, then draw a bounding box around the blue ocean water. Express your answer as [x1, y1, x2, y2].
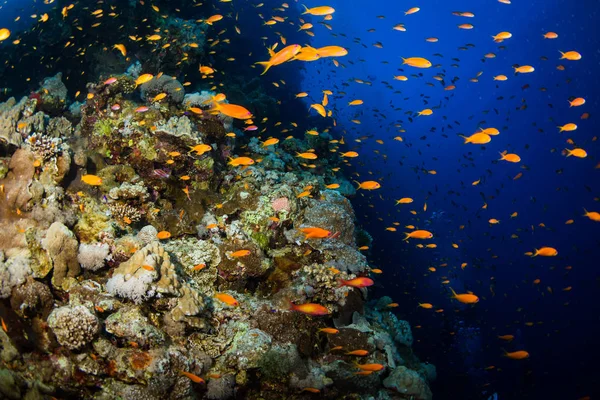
[297, 0, 600, 398]
[0, 0, 598, 398]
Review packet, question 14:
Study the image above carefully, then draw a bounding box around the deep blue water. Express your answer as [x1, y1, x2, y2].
[1, 0, 599, 398]
[298, 0, 600, 398]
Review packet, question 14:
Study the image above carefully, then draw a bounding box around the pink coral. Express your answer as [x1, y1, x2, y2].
[271, 197, 290, 213]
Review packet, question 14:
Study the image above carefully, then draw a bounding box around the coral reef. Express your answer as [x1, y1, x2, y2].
[0, 51, 433, 398]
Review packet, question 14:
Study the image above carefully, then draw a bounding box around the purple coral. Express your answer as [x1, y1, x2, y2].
[271, 197, 290, 213]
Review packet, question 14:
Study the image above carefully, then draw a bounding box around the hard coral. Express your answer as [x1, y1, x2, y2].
[23, 132, 64, 162]
[271, 197, 290, 213]
[41, 222, 80, 288]
[0, 252, 32, 299]
[140, 75, 185, 105]
[47, 304, 99, 350]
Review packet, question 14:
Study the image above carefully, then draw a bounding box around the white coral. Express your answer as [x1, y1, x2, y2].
[77, 243, 110, 271]
[105, 272, 155, 304]
[0, 252, 32, 298]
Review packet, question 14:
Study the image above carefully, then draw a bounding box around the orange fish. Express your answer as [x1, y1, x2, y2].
[498, 335, 514, 341]
[450, 288, 479, 304]
[299, 227, 331, 239]
[81, 174, 103, 186]
[355, 371, 374, 376]
[404, 230, 433, 240]
[355, 363, 384, 371]
[214, 103, 253, 120]
[228, 157, 255, 167]
[583, 209, 600, 222]
[230, 249, 251, 258]
[179, 370, 205, 384]
[156, 231, 171, 240]
[355, 180, 381, 190]
[340, 277, 374, 288]
[301, 388, 321, 394]
[318, 327, 339, 334]
[346, 349, 369, 356]
[193, 263, 206, 271]
[503, 350, 529, 360]
[215, 293, 239, 306]
[256, 44, 302, 75]
[531, 247, 558, 257]
[290, 302, 329, 316]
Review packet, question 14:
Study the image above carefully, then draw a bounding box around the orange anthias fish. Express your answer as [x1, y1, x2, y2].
[179, 370, 205, 384]
[318, 327, 339, 334]
[340, 277, 374, 288]
[531, 247, 558, 257]
[213, 103, 253, 120]
[404, 230, 434, 240]
[450, 288, 479, 304]
[302, 5, 335, 16]
[215, 293, 239, 306]
[346, 349, 369, 356]
[503, 350, 530, 360]
[299, 227, 331, 239]
[355, 180, 381, 190]
[498, 335, 515, 341]
[156, 231, 171, 240]
[256, 44, 302, 75]
[355, 363, 385, 371]
[290, 302, 329, 315]
[230, 249, 251, 257]
[228, 157, 255, 167]
[81, 174, 103, 186]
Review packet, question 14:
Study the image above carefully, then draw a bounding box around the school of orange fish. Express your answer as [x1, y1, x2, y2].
[1, 0, 597, 394]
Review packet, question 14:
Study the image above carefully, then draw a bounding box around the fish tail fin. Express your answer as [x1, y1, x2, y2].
[459, 134, 470, 144]
[353, 180, 362, 189]
[564, 148, 572, 157]
[403, 232, 411, 241]
[499, 152, 505, 160]
[401, 57, 407, 65]
[531, 249, 538, 257]
[255, 61, 272, 75]
[559, 50, 565, 58]
[301, 4, 309, 14]
[289, 301, 297, 311]
[583, 208, 589, 216]
[449, 287, 457, 298]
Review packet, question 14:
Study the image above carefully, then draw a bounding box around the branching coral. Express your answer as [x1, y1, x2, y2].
[23, 132, 64, 162]
[108, 202, 142, 224]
